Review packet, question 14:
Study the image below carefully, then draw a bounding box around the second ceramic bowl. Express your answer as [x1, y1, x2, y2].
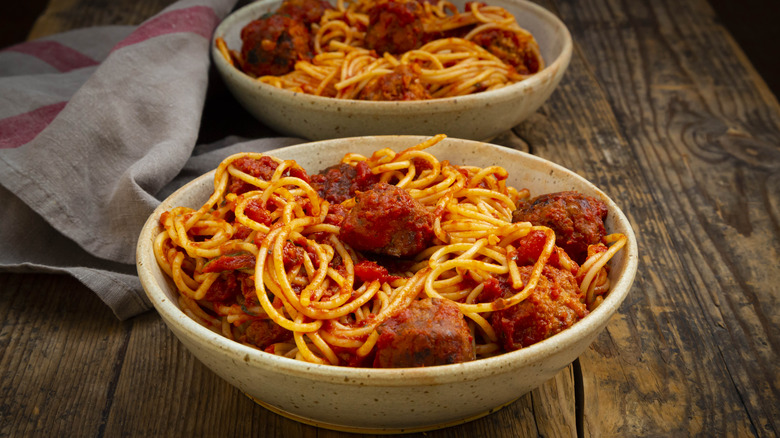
[211, 0, 572, 140]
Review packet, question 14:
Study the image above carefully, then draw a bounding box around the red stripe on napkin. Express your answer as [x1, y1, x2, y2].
[112, 6, 219, 51]
[0, 102, 67, 149]
[3, 41, 99, 72]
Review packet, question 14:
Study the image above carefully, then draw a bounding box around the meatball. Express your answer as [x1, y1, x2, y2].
[276, 0, 333, 25]
[482, 265, 587, 350]
[243, 319, 293, 350]
[309, 161, 380, 204]
[511, 191, 608, 264]
[470, 28, 541, 75]
[364, 0, 426, 55]
[240, 13, 312, 77]
[373, 297, 475, 367]
[358, 63, 431, 101]
[340, 183, 436, 257]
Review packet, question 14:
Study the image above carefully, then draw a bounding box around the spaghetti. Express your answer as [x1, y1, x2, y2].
[215, 0, 544, 100]
[153, 135, 627, 367]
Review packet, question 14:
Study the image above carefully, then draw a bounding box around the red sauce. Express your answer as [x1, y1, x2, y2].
[232, 224, 254, 241]
[203, 271, 242, 302]
[281, 241, 305, 270]
[243, 199, 274, 226]
[228, 156, 279, 194]
[203, 253, 255, 273]
[510, 229, 580, 274]
[354, 259, 403, 284]
[310, 161, 379, 204]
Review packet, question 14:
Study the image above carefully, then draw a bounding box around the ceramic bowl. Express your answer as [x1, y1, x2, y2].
[211, 0, 572, 141]
[136, 136, 638, 433]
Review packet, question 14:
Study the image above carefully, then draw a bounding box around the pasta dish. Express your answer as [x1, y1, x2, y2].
[215, 0, 544, 100]
[153, 135, 627, 367]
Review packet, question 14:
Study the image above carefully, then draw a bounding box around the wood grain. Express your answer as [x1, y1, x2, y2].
[2, 0, 779, 436]
[0, 274, 125, 437]
[27, 0, 179, 39]
[528, 0, 780, 436]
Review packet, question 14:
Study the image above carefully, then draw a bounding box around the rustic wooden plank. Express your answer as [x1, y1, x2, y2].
[27, 0, 179, 39]
[100, 306, 574, 437]
[0, 273, 129, 437]
[526, 0, 780, 436]
[6, 0, 777, 436]
[98, 310, 312, 436]
[305, 372, 574, 438]
[531, 364, 578, 437]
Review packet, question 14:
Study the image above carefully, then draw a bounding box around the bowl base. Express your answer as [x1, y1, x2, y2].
[243, 391, 519, 434]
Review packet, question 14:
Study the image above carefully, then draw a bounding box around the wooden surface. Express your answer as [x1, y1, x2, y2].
[2, 0, 779, 436]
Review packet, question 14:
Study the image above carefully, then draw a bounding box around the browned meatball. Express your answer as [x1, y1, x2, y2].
[243, 319, 293, 350]
[373, 297, 475, 367]
[340, 183, 435, 257]
[358, 63, 431, 101]
[309, 161, 380, 204]
[364, 0, 426, 55]
[276, 0, 333, 25]
[511, 191, 608, 264]
[470, 28, 541, 75]
[481, 265, 588, 350]
[240, 13, 312, 77]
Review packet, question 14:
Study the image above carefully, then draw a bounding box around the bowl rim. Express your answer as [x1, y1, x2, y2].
[137, 136, 638, 386]
[210, 0, 574, 110]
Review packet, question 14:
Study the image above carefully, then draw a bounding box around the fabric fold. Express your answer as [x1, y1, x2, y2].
[0, 0, 306, 319]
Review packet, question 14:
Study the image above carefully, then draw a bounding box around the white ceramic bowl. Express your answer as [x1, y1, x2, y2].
[211, 0, 572, 141]
[136, 136, 638, 433]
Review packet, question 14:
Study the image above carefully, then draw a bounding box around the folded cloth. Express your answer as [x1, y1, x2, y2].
[0, 0, 305, 319]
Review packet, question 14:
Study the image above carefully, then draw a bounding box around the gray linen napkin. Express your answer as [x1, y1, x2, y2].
[0, 0, 304, 319]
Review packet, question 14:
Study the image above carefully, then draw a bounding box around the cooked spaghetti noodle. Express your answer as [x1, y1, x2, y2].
[215, 0, 544, 100]
[153, 135, 627, 367]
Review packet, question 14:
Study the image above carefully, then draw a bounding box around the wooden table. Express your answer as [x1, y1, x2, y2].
[3, 0, 779, 436]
